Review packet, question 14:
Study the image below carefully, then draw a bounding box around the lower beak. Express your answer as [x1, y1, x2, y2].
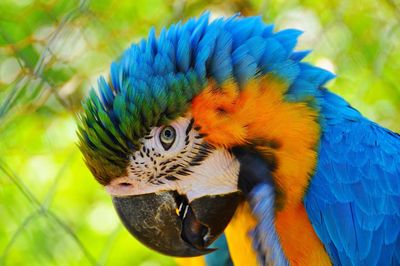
[112, 191, 241, 257]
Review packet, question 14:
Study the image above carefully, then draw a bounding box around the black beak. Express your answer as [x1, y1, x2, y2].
[112, 191, 241, 257]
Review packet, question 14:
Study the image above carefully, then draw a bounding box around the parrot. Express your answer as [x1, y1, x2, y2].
[77, 13, 400, 265]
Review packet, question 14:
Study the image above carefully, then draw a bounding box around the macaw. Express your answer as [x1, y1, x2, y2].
[77, 13, 400, 265]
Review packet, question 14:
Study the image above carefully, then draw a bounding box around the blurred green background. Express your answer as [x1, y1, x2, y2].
[0, 0, 399, 265]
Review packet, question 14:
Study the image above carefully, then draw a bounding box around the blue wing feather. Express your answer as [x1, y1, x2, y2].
[249, 183, 289, 265]
[304, 89, 400, 265]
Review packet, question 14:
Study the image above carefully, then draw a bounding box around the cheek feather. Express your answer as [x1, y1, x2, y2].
[176, 149, 240, 202]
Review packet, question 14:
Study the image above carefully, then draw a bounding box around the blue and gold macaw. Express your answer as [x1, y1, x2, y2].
[77, 13, 400, 265]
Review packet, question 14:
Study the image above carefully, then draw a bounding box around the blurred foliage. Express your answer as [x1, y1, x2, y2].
[0, 0, 399, 265]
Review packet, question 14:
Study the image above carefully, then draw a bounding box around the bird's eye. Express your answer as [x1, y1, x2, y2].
[159, 126, 176, 150]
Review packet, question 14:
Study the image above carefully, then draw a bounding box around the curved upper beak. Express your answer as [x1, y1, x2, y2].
[112, 191, 241, 257]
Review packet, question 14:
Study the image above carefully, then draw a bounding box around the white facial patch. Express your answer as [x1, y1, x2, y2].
[175, 148, 239, 201]
[105, 116, 240, 202]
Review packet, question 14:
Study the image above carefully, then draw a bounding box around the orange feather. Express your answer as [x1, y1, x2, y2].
[191, 76, 330, 265]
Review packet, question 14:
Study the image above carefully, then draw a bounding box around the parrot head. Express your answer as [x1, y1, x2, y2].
[104, 115, 242, 256]
[78, 13, 334, 257]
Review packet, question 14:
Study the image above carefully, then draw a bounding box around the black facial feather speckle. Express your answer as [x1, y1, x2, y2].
[185, 118, 195, 135]
[127, 119, 214, 185]
[187, 143, 214, 167]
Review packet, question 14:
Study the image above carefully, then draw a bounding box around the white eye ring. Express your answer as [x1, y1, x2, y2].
[159, 126, 176, 150]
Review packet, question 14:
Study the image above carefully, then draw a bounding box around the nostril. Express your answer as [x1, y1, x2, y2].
[105, 179, 136, 196]
[119, 182, 132, 187]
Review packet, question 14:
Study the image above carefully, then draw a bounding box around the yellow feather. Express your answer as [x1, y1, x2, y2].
[224, 203, 259, 266]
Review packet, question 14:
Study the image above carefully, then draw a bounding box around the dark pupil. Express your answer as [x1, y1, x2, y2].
[164, 129, 172, 138]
